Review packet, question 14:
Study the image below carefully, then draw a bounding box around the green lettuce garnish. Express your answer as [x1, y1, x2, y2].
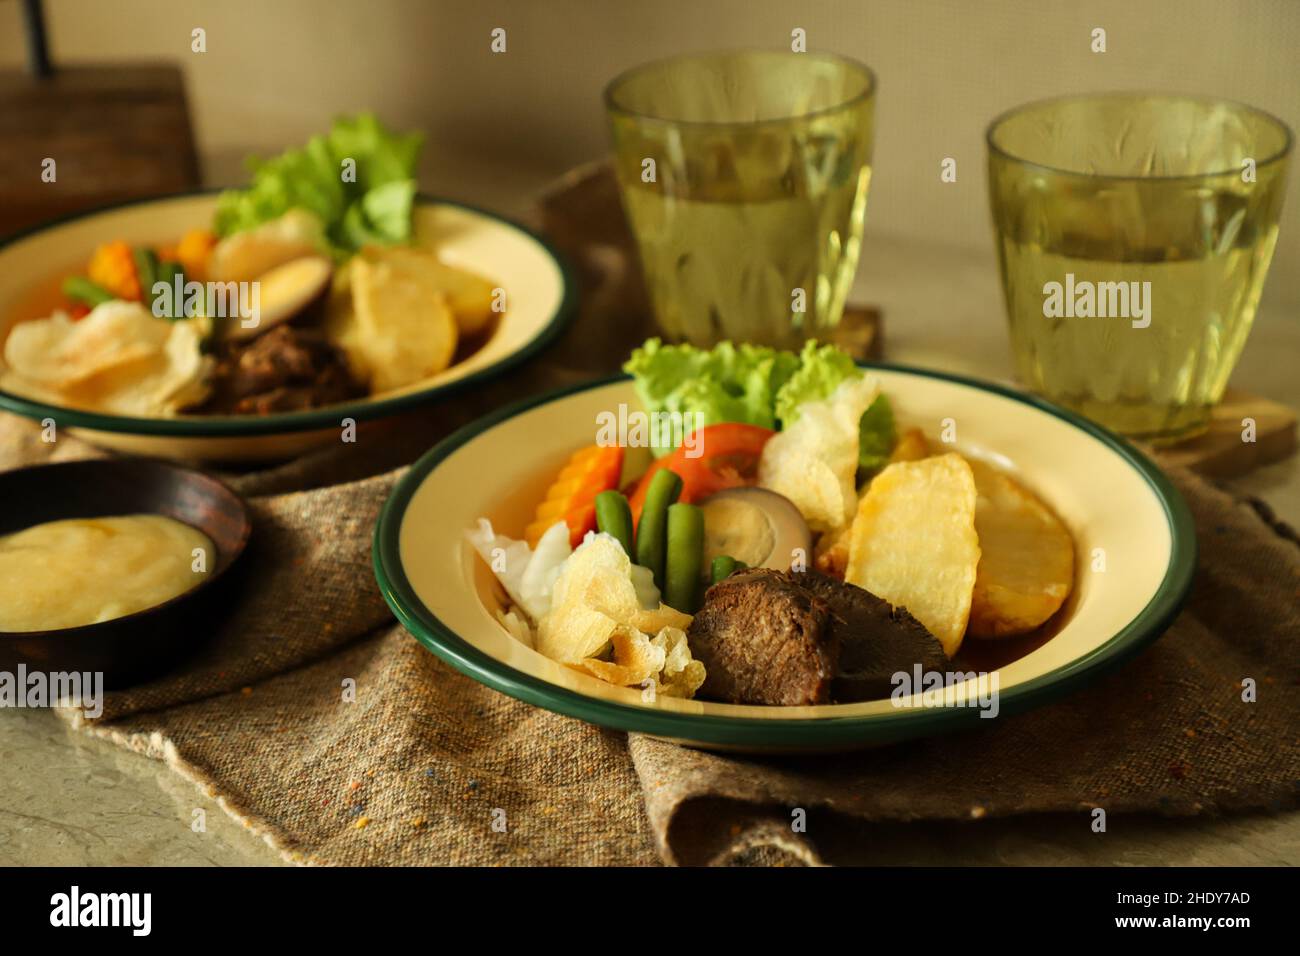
[213, 113, 423, 256]
[773, 340, 863, 426]
[623, 339, 800, 456]
[857, 394, 896, 473]
[624, 337, 899, 467]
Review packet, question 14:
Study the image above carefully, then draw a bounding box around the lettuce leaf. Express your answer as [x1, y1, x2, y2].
[339, 180, 417, 249]
[623, 339, 798, 456]
[773, 340, 863, 426]
[624, 338, 896, 468]
[857, 394, 896, 472]
[213, 113, 423, 256]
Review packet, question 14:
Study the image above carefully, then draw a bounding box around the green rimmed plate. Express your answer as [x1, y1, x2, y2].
[0, 192, 575, 462]
[374, 368, 1196, 753]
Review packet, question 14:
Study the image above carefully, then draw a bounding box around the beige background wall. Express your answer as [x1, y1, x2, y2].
[3, 0, 1298, 304]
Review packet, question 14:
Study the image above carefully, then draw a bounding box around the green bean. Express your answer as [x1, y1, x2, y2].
[595, 490, 635, 557]
[664, 502, 703, 613]
[635, 468, 682, 590]
[133, 247, 159, 304]
[155, 261, 181, 319]
[710, 555, 738, 585]
[61, 275, 115, 307]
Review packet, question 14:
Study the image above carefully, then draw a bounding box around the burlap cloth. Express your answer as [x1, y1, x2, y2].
[5, 411, 1298, 866]
[5, 164, 1298, 865]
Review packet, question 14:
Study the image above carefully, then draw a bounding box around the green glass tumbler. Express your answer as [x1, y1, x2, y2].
[606, 50, 876, 349]
[988, 93, 1292, 443]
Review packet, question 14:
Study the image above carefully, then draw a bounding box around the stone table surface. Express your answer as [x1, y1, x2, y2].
[1, 230, 1296, 867]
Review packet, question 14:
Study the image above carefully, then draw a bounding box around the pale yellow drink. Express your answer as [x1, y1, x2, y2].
[607, 51, 875, 349]
[988, 94, 1291, 442]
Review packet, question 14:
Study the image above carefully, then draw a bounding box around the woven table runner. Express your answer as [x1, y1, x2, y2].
[2, 414, 1296, 865]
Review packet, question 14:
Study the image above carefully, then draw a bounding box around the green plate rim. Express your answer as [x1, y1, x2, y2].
[0, 189, 578, 436]
[373, 365, 1197, 748]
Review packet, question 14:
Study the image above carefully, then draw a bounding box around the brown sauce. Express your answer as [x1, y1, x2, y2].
[2, 259, 84, 331]
[951, 602, 1072, 673]
[449, 313, 501, 365]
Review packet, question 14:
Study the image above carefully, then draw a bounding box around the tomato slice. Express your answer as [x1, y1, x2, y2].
[629, 423, 774, 526]
[525, 444, 624, 548]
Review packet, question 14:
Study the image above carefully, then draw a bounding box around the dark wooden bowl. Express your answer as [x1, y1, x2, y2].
[0, 459, 251, 689]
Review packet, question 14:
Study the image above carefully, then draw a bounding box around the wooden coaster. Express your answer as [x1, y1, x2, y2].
[1157, 389, 1297, 478]
[822, 305, 884, 362]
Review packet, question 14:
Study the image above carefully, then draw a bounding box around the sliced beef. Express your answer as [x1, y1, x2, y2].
[793, 570, 948, 702]
[687, 568, 838, 706]
[194, 325, 364, 415]
[687, 567, 949, 706]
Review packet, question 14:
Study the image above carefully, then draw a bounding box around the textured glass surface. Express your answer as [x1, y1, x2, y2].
[988, 94, 1292, 442]
[607, 51, 875, 348]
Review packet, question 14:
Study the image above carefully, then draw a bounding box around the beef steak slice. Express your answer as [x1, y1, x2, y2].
[687, 568, 839, 706]
[793, 570, 948, 702]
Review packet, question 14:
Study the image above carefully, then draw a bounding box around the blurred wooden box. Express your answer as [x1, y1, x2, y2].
[0, 64, 200, 238]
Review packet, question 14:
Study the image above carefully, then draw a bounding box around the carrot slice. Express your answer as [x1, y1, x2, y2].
[524, 444, 624, 548]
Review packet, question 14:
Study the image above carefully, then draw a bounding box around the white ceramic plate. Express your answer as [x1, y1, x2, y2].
[375, 369, 1196, 752]
[0, 192, 574, 461]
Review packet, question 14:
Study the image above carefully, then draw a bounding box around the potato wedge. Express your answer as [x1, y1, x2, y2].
[967, 459, 1074, 639]
[369, 246, 498, 336]
[347, 255, 458, 393]
[845, 454, 980, 656]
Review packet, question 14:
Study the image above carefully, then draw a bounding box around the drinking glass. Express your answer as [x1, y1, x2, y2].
[606, 50, 876, 349]
[987, 93, 1292, 443]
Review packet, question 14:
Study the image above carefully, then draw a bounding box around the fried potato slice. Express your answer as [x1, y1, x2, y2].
[819, 426, 928, 578]
[845, 454, 980, 656]
[379, 246, 498, 336]
[966, 459, 1075, 639]
[347, 253, 458, 393]
[813, 525, 851, 579]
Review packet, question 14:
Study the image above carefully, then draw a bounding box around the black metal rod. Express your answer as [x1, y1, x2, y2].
[23, 0, 53, 79]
